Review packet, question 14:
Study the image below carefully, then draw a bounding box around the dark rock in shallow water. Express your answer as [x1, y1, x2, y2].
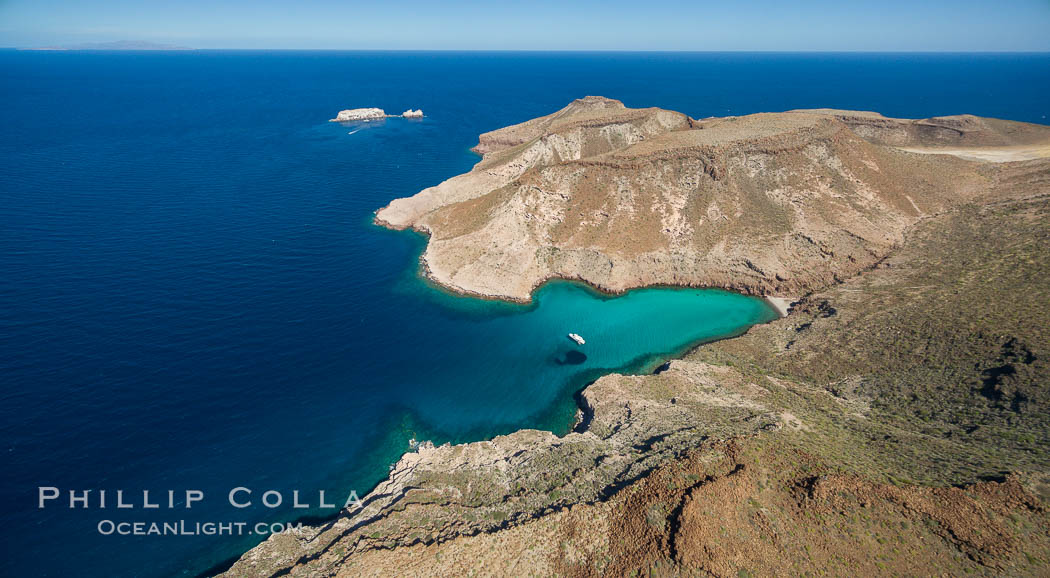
[553, 350, 588, 365]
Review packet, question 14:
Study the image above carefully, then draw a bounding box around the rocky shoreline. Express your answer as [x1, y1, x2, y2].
[375, 211, 799, 310]
[372, 97, 1050, 303]
[221, 351, 785, 577]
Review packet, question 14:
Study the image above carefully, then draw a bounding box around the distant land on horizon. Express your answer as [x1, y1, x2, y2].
[22, 40, 193, 51]
[9, 44, 1050, 53]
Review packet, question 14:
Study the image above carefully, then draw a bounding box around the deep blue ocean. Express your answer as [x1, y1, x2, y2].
[1, 51, 1048, 577]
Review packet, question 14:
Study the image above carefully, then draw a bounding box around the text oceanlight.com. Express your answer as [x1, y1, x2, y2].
[96, 520, 303, 536]
[38, 487, 365, 537]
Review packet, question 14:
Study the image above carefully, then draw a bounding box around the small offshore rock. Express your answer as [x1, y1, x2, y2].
[330, 108, 387, 122]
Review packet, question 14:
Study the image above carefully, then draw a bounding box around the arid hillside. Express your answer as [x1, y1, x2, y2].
[376, 96, 1049, 301]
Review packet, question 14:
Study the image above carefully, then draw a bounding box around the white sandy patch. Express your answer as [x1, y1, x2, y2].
[779, 411, 811, 432]
[899, 144, 1050, 163]
[903, 194, 923, 215]
[763, 296, 796, 317]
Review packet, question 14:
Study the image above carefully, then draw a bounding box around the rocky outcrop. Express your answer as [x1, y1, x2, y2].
[330, 108, 388, 122]
[318, 446, 1049, 578]
[401, 109, 424, 118]
[375, 97, 1050, 302]
[220, 360, 782, 577]
[795, 108, 1050, 148]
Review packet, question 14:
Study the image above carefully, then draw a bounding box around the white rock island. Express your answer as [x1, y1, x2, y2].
[330, 108, 389, 122]
[329, 108, 425, 122]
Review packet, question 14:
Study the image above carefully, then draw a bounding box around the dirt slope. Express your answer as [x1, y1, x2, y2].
[375, 97, 1049, 302]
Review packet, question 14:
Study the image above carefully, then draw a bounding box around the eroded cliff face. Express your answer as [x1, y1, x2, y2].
[325, 443, 1050, 578]
[221, 360, 783, 577]
[375, 97, 1048, 301]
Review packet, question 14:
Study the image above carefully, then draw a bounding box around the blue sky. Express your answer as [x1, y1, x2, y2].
[1, 0, 1049, 50]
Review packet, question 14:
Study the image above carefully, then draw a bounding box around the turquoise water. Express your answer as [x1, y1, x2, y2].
[392, 268, 777, 435]
[2, 51, 1047, 577]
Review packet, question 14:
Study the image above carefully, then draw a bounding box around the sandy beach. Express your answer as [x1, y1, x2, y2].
[763, 296, 796, 317]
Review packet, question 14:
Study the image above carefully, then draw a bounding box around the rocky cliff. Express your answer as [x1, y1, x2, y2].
[375, 96, 1048, 301]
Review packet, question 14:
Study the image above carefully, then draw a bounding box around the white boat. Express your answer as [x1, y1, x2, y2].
[568, 333, 585, 345]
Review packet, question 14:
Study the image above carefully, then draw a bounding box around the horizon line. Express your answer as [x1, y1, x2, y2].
[7, 47, 1050, 54]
